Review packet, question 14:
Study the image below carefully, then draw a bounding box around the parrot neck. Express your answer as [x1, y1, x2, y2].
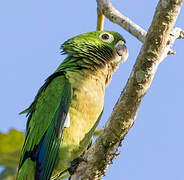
[57, 56, 120, 86]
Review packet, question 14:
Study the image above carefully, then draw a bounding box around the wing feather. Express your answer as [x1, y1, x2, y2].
[18, 72, 72, 180]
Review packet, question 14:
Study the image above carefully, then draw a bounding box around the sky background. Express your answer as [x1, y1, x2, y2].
[0, 0, 184, 179]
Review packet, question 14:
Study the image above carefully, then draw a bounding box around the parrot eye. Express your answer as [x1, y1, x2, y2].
[101, 33, 109, 40]
[99, 32, 114, 43]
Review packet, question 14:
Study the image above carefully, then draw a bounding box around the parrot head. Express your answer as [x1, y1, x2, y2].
[61, 31, 128, 84]
[62, 31, 128, 64]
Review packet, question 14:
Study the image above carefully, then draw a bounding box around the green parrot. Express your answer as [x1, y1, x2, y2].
[16, 31, 128, 180]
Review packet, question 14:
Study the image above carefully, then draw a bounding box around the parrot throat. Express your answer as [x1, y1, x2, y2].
[76, 56, 120, 86]
[57, 55, 120, 86]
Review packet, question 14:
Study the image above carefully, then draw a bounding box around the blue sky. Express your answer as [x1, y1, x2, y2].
[0, 0, 184, 179]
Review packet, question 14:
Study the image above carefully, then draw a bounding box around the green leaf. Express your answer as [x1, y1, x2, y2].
[0, 129, 24, 167]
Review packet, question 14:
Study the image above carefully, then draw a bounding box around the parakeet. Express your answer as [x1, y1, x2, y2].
[16, 31, 128, 180]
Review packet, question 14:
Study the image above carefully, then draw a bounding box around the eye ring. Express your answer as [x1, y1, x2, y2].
[99, 32, 114, 43]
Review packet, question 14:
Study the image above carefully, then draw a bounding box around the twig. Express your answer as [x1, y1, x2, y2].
[96, 0, 146, 42]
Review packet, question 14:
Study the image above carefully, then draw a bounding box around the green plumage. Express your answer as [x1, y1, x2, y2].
[17, 31, 128, 180]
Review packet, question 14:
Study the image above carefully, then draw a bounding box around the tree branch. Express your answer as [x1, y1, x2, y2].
[70, 0, 183, 179]
[97, 0, 147, 42]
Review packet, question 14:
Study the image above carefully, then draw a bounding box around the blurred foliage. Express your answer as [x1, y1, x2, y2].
[0, 129, 24, 179]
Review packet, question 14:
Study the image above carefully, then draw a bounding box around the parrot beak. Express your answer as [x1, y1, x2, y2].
[115, 40, 128, 63]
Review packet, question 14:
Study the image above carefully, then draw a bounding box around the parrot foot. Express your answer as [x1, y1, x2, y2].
[68, 157, 87, 175]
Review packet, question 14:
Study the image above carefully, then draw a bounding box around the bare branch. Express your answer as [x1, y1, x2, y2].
[70, 0, 183, 179]
[97, 0, 147, 42]
[97, 0, 184, 52]
[161, 27, 184, 61]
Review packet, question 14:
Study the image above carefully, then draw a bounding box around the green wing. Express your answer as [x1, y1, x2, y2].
[17, 71, 72, 180]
